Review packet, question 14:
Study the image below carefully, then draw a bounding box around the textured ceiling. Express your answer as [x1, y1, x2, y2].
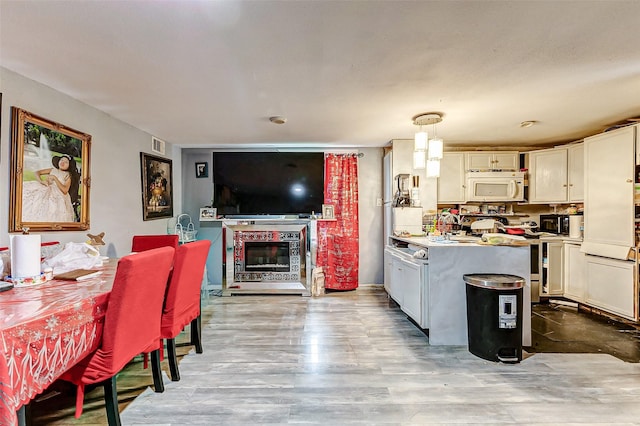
[1, 0, 640, 149]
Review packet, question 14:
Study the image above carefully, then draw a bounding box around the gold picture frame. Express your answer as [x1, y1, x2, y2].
[140, 152, 174, 220]
[9, 107, 91, 232]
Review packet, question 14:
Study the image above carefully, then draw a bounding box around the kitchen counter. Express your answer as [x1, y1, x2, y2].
[539, 235, 583, 243]
[386, 236, 531, 346]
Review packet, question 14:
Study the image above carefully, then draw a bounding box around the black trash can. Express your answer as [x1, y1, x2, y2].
[463, 273, 524, 363]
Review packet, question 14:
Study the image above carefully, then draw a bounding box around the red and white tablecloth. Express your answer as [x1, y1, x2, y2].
[0, 260, 116, 426]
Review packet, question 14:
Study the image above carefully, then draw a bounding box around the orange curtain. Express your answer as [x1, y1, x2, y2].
[316, 153, 359, 290]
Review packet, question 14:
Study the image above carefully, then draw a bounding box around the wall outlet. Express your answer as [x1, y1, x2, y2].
[376, 198, 383, 207]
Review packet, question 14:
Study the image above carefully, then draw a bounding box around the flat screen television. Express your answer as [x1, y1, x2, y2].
[212, 152, 324, 216]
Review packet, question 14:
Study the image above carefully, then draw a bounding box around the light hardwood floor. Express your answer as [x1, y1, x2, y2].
[32, 286, 640, 425]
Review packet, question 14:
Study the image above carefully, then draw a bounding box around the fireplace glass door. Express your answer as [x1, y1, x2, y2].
[244, 242, 290, 272]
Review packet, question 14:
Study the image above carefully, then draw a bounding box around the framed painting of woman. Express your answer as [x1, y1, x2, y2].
[9, 107, 91, 232]
[140, 152, 173, 220]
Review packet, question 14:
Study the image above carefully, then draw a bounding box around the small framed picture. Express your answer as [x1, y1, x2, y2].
[195, 162, 208, 178]
[199, 207, 217, 221]
[322, 204, 335, 219]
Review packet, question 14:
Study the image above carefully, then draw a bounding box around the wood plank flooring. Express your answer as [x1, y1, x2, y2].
[31, 286, 640, 425]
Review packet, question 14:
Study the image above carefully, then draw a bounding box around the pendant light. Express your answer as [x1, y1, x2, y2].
[428, 118, 443, 159]
[426, 159, 441, 178]
[413, 124, 427, 169]
[414, 127, 427, 151]
[412, 112, 444, 177]
[428, 138, 443, 159]
[413, 150, 426, 169]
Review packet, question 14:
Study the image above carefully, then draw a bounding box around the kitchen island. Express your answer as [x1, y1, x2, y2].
[385, 236, 531, 346]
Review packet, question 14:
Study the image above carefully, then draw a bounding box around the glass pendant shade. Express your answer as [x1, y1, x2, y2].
[414, 131, 427, 151]
[413, 150, 426, 169]
[426, 159, 440, 178]
[428, 138, 443, 159]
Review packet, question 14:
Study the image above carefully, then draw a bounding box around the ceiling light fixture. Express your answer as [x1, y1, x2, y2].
[412, 112, 444, 176]
[269, 116, 287, 124]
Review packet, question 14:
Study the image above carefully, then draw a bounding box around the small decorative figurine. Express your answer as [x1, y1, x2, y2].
[87, 232, 105, 246]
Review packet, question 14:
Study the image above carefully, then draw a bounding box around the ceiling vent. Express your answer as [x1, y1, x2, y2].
[151, 136, 166, 155]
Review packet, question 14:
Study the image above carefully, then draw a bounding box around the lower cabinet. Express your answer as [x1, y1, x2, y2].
[585, 255, 636, 320]
[399, 257, 426, 326]
[541, 240, 564, 296]
[384, 247, 429, 329]
[563, 242, 586, 302]
[541, 239, 637, 321]
[383, 248, 393, 296]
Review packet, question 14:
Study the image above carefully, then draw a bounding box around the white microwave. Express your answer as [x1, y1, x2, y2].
[466, 171, 525, 202]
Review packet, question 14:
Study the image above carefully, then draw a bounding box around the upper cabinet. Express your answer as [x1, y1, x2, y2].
[529, 147, 568, 203]
[583, 126, 635, 247]
[528, 143, 583, 204]
[466, 151, 519, 171]
[567, 143, 584, 202]
[438, 152, 466, 204]
[390, 139, 414, 177]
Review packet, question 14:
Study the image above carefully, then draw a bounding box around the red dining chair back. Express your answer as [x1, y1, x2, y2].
[60, 246, 174, 425]
[131, 234, 179, 253]
[155, 239, 210, 382]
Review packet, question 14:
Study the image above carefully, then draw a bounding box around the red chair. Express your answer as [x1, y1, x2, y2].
[153, 240, 211, 382]
[60, 246, 174, 425]
[131, 234, 179, 252]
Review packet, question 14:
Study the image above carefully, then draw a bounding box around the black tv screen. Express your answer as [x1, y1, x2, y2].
[212, 152, 325, 216]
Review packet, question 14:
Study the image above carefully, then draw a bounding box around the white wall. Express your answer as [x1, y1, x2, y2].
[181, 147, 385, 285]
[0, 68, 181, 256]
[357, 147, 384, 284]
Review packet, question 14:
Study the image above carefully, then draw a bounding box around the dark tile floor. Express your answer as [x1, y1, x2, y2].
[528, 300, 640, 363]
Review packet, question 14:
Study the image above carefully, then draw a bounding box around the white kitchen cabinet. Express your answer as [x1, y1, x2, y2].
[563, 242, 586, 302]
[389, 252, 404, 304]
[399, 257, 422, 323]
[529, 147, 568, 203]
[528, 143, 584, 204]
[391, 139, 414, 177]
[438, 152, 466, 203]
[466, 151, 519, 171]
[585, 255, 636, 320]
[384, 245, 429, 329]
[540, 240, 563, 296]
[383, 248, 393, 295]
[567, 143, 584, 202]
[584, 126, 635, 248]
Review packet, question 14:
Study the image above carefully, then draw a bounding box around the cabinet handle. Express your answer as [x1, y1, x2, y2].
[627, 179, 633, 183]
[569, 184, 573, 187]
[563, 184, 567, 187]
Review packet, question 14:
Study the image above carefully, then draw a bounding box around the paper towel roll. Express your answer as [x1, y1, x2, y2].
[569, 215, 582, 239]
[10, 234, 41, 278]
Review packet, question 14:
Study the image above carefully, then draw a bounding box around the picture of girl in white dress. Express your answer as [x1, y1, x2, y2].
[22, 154, 80, 223]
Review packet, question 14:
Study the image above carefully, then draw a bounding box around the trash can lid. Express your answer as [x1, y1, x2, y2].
[463, 273, 525, 289]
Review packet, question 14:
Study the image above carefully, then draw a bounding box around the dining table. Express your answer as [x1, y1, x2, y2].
[0, 258, 117, 426]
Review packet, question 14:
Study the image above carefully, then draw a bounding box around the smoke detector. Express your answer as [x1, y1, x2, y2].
[269, 116, 287, 124]
[520, 120, 537, 128]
